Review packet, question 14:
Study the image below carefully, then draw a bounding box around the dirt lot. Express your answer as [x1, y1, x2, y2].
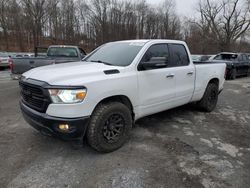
[0, 69, 250, 188]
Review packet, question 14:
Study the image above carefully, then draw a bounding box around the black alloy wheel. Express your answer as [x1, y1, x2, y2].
[103, 114, 125, 143]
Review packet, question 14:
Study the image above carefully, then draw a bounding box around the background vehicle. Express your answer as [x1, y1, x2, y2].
[191, 54, 213, 62]
[11, 45, 86, 79]
[20, 40, 226, 152]
[210, 52, 250, 80]
[0, 52, 10, 70]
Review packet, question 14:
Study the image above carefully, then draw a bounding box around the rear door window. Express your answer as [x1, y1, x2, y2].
[242, 54, 248, 61]
[169, 44, 190, 67]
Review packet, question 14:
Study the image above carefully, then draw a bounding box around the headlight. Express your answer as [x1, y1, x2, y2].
[48, 89, 87, 103]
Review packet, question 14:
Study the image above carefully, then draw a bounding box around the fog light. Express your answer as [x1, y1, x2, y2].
[59, 124, 70, 131]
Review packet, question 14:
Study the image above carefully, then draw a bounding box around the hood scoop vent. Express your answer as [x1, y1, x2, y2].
[104, 69, 120, 75]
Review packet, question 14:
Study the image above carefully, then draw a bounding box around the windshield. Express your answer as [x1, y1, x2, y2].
[191, 55, 202, 61]
[0, 52, 9, 57]
[214, 54, 238, 61]
[84, 42, 145, 66]
[47, 47, 78, 57]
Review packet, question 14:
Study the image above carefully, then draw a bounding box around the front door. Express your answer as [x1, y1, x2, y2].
[137, 44, 176, 118]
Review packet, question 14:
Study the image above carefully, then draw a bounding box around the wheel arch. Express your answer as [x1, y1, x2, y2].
[93, 95, 135, 120]
[208, 78, 219, 87]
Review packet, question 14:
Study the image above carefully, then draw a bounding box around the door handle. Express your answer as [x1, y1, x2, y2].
[166, 74, 175, 78]
[187, 71, 194, 76]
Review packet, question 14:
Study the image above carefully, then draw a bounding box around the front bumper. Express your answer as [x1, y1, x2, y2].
[20, 102, 90, 140]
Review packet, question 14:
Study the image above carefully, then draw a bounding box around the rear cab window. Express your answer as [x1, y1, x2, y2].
[241, 54, 248, 61]
[214, 54, 238, 61]
[47, 47, 78, 57]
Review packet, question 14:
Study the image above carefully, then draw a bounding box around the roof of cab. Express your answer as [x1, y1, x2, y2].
[110, 39, 187, 45]
[49, 45, 79, 48]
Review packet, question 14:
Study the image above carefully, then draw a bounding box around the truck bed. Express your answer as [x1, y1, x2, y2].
[11, 57, 55, 75]
[11, 57, 81, 78]
[193, 61, 224, 64]
[11, 45, 86, 78]
[192, 62, 226, 102]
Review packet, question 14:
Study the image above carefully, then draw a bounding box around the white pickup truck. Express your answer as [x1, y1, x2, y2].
[19, 40, 226, 152]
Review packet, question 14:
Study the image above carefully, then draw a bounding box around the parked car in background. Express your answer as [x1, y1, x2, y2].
[19, 39, 226, 152]
[0, 52, 10, 70]
[210, 52, 250, 80]
[209, 55, 217, 60]
[17, 53, 34, 57]
[11, 45, 86, 79]
[191, 54, 213, 62]
[247, 54, 250, 60]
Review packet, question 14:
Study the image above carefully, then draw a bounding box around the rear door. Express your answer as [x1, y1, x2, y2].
[137, 44, 176, 117]
[240, 54, 249, 76]
[168, 44, 195, 105]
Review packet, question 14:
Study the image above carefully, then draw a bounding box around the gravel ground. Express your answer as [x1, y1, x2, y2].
[0, 69, 250, 188]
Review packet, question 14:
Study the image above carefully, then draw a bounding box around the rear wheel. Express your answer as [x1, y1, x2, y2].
[247, 70, 250, 77]
[197, 83, 219, 112]
[87, 102, 132, 153]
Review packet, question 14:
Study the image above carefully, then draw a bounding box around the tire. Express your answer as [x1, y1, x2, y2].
[230, 69, 236, 80]
[87, 102, 132, 153]
[247, 70, 250, 77]
[197, 83, 219, 112]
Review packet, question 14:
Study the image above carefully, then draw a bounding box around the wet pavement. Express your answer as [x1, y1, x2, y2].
[0, 70, 250, 188]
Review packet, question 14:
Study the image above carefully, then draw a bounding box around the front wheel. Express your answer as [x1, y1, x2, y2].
[87, 102, 132, 153]
[197, 83, 219, 112]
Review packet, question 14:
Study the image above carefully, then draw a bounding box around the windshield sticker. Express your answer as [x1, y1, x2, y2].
[129, 42, 146, 46]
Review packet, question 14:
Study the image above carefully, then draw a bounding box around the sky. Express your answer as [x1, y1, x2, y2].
[147, 0, 199, 18]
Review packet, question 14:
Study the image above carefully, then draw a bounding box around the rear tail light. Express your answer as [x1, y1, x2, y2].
[8, 58, 13, 71]
[224, 68, 227, 79]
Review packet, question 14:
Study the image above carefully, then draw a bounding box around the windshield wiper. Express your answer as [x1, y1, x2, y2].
[90, 60, 113, 66]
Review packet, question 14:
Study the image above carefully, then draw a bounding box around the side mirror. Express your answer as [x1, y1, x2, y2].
[141, 57, 168, 70]
[81, 54, 86, 59]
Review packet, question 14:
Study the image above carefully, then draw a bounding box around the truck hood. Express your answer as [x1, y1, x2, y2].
[23, 61, 121, 85]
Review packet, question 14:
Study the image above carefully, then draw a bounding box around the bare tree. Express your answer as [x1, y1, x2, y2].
[0, 0, 10, 50]
[198, 0, 250, 51]
[22, 0, 49, 48]
[2, 0, 248, 53]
